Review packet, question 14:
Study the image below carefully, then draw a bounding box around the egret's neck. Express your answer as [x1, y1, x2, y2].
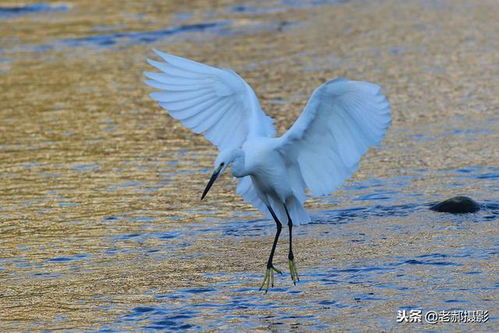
[230, 149, 247, 178]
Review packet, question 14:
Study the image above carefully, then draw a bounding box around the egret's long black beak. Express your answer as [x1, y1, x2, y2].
[201, 164, 222, 200]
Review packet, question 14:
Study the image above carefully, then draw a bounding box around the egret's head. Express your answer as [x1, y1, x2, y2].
[201, 149, 239, 200]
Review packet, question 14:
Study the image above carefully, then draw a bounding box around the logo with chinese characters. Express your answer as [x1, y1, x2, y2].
[397, 309, 489, 324]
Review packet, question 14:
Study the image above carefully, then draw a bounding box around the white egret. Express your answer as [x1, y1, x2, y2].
[144, 50, 391, 291]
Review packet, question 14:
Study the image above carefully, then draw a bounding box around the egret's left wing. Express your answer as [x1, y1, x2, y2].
[277, 78, 391, 196]
[145, 50, 275, 151]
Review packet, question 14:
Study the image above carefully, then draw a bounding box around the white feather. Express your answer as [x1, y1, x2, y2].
[145, 50, 278, 219]
[277, 78, 391, 197]
[145, 49, 275, 151]
[145, 52, 391, 226]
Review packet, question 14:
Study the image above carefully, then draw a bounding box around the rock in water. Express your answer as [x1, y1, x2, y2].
[430, 196, 480, 214]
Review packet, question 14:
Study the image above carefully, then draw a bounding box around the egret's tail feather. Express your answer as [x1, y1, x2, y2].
[267, 196, 310, 226]
[267, 195, 287, 224]
[286, 196, 311, 225]
[237, 177, 311, 225]
[237, 176, 270, 218]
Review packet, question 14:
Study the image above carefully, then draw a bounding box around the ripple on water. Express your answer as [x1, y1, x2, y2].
[47, 254, 90, 263]
[72, 164, 100, 172]
[0, 3, 69, 18]
[123, 307, 200, 331]
[64, 22, 224, 48]
[181, 287, 216, 294]
[399, 259, 461, 267]
[228, 3, 285, 14]
[453, 166, 499, 180]
[315, 202, 421, 225]
[103, 216, 121, 221]
[12, 17, 300, 56]
[355, 191, 398, 201]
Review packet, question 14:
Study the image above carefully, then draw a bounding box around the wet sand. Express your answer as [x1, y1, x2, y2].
[0, 0, 497, 331]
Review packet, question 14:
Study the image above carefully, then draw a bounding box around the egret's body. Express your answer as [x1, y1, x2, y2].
[243, 139, 292, 199]
[145, 50, 391, 291]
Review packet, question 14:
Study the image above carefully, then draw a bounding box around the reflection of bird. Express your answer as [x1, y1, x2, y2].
[145, 50, 391, 291]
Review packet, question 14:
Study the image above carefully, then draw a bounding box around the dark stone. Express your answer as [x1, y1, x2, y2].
[430, 196, 480, 214]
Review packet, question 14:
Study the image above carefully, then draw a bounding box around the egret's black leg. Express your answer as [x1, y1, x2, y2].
[259, 205, 283, 292]
[284, 204, 299, 285]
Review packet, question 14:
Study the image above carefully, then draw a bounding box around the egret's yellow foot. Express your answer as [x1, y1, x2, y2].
[259, 266, 282, 292]
[289, 258, 300, 285]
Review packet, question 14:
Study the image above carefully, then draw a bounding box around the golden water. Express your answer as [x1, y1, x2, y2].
[0, 0, 497, 330]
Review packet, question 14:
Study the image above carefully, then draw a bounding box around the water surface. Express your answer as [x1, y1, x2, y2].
[0, 0, 497, 331]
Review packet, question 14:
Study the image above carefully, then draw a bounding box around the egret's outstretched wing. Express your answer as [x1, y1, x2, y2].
[278, 78, 391, 196]
[145, 50, 275, 150]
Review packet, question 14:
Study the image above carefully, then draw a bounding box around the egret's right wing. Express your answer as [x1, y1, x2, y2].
[145, 50, 275, 151]
[277, 78, 391, 196]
